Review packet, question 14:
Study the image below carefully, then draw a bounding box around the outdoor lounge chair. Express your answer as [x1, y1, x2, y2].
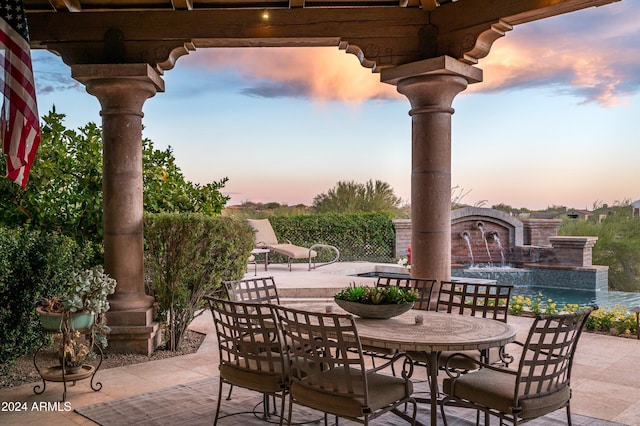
[440, 306, 597, 426]
[246, 218, 339, 271]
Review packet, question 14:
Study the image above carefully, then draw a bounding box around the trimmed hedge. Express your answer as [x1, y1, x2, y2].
[0, 227, 90, 372]
[268, 212, 395, 263]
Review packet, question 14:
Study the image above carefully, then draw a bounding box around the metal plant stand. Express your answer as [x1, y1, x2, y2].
[33, 322, 103, 402]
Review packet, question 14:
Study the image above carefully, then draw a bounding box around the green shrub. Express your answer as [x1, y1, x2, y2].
[0, 226, 89, 372]
[269, 212, 395, 263]
[144, 213, 254, 350]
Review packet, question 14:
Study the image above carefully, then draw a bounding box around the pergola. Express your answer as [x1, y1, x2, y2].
[24, 0, 620, 354]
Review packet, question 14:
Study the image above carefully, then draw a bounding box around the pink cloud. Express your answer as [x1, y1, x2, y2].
[186, 47, 399, 102]
[471, 4, 639, 107]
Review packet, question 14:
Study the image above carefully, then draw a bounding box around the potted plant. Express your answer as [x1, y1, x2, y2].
[57, 329, 91, 374]
[36, 265, 117, 349]
[334, 283, 418, 319]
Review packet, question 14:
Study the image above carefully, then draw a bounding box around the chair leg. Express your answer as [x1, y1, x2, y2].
[567, 404, 572, 426]
[287, 394, 294, 426]
[263, 394, 270, 420]
[214, 379, 224, 426]
[226, 384, 233, 400]
[278, 393, 286, 426]
[439, 398, 448, 426]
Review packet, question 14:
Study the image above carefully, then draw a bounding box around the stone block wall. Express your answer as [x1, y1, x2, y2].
[393, 219, 411, 259]
[521, 218, 562, 246]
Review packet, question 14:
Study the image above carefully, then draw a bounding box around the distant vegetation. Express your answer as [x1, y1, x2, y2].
[225, 179, 409, 219]
[313, 180, 402, 215]
[559, 202, 640, 292]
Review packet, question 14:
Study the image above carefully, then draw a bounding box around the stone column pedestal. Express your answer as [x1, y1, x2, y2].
[549, 236, 598, 267]
[72, 64, 165, 355]
[522, 218, 562, 246]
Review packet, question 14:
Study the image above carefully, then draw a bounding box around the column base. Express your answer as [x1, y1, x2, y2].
[105, 307, 162, 355]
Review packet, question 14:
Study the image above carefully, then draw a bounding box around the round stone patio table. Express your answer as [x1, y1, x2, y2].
[352, 310, 516, 426]
[292, 304, 516, 426]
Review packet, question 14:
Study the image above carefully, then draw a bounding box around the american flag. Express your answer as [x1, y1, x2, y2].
[0, 0, 40, 188]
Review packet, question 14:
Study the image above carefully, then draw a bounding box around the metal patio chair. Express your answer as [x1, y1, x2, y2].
[433, 280, 514, 370]
[440, 306, 597, 426]
[224, 276, 281, 304]
[273, 305, 417, 425]
[205, 297, 288, 425]
[365, 275, 437, 369]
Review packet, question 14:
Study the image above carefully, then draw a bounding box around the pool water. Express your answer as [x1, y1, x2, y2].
[352, 271, 640, 309]
[512, 286, 640, 309]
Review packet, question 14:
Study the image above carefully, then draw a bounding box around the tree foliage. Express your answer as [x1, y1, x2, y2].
[560, 203, 640, 292]
[313, 180, 401, 214]
[0, 108, 230, 260]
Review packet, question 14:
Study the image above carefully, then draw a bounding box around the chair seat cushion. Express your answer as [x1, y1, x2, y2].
[220, 363, 286, 394]
[442, 368, 571, 419]
[290, 368, 412, 418]
[269, 244, 317, 259]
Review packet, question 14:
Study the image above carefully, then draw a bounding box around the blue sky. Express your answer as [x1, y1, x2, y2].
[30, 2, 639, 210]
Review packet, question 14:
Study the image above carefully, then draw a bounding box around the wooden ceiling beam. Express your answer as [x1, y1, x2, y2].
[27, 8, 428, 42]
[26, 8, 431, 71]
[25, 0, 620, 71]
[431, 0, 621, 31]
[431, 0, 621, 64]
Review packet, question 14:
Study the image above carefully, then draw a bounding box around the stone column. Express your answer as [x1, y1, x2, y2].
[72, 64, 164, 355]
[381, 57, 481, 288]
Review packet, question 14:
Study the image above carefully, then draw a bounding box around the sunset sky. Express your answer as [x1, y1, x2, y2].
[31, 2, 639, 211]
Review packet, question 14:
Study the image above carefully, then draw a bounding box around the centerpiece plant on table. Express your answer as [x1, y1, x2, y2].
[334, 283, 419, 319]
[335, 283, 418, 305]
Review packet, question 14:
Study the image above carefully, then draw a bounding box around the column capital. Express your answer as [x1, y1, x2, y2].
[71, 63, 165, 93]
[380, 56, 482, 86]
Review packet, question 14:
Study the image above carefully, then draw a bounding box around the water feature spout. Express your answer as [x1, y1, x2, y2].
[489, 231, 506, 267]
[460, 231, 474, 266]
[476, 222, 493, 266]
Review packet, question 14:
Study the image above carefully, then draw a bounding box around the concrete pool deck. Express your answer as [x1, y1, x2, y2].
[1, 261, 639, 425]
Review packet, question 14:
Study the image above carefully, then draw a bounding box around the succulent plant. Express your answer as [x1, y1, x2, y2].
[334, 283, 418, 305]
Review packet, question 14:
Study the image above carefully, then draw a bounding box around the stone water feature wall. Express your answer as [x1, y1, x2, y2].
[393, 207, 609, 291]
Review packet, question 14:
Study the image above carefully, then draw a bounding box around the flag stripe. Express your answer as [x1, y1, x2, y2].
[0, 27, 38, 125]
[0, 0, 40, 188]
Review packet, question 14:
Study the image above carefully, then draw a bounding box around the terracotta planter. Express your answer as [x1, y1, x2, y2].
[36, 307, 95, 332]
[64, 365, 84, 375]
[335, 299, 414, 319]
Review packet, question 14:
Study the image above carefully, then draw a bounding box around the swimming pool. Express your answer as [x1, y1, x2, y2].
[512, 286, 640, 309]
[353, 271, 640, 309]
